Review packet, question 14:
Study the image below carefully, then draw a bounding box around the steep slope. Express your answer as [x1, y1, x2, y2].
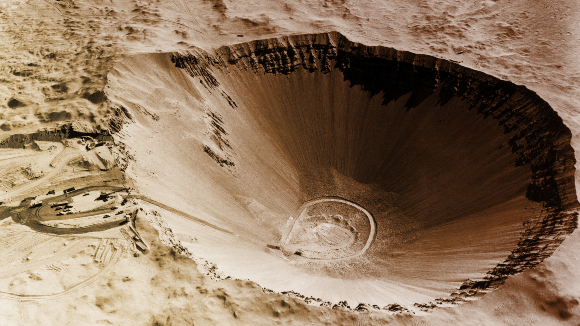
[108, 32, 578, 307]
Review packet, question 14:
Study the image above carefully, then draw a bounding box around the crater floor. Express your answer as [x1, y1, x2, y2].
[280, 197, 375, 261]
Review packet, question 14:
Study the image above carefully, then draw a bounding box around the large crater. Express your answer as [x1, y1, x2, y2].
[108, 32, 579, 307]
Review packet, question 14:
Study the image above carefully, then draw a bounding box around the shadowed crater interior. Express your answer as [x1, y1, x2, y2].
[112, 32, 579, 307]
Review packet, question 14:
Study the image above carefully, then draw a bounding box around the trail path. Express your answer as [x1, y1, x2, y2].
[0, 245, 123, 301]
[129, 195, 234, 235]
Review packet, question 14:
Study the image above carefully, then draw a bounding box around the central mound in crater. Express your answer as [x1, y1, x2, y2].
[109, 32, 579, 307]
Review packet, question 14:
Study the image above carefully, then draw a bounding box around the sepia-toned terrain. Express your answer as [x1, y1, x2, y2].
[1, 0, 580, 325]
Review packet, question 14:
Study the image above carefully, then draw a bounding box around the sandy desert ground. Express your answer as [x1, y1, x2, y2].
[1, 0, 580, 325]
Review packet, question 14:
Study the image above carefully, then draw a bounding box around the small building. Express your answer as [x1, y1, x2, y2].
[29, 201, 42, 208]
[95, 193, 110, 201]
[135, 240, 148, 252]
[51, 202, 68, 208]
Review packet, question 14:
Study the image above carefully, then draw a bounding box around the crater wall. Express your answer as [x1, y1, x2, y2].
[108, 32, 579, 306]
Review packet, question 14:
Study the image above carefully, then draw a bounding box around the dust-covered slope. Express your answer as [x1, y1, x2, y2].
[108, 32, 579, 307]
